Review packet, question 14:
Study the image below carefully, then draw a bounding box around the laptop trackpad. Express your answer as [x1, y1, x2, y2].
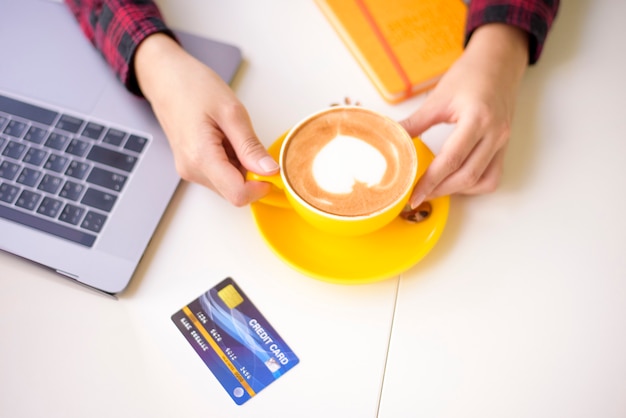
[1, 0, 110, 114]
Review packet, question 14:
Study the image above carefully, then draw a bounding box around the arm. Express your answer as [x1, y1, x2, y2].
[64, 0, 279, 206]
[401, 0, 560, 208]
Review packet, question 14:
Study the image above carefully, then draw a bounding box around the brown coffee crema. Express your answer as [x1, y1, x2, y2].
[283, 108, 416, 217]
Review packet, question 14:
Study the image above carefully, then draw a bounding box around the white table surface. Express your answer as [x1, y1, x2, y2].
[2, 1, 625, 418]
[377, 1, 626, 417]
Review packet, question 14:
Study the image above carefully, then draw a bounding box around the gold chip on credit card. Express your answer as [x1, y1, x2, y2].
[218, 284, 244, 309]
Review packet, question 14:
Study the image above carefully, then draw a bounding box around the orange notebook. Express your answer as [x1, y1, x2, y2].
[315, 0, 467, 103]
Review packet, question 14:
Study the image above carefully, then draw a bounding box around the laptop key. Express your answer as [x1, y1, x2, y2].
[102, 128, 126, 146]
[0, 94, 58, 126]
[0, 183, 20, 204]
[59, 203, 85, 225]
[45, 132, 70, 151]
[66, 138, 90, 157]
[124, 134, 148, 153]
[81, 122, 105, 140]
[87, 145, 137, 172]
[2, 140, 27, 159]
[3, 119, 27, 138]
[81, 210, 107, 233]
[22, 147, 48, 166]
[0, 160, 20, 180]
[24, 126, 48, 144]
[38, 174, 63, 194]
[44, 154, 69, 172]
[15, 189, 42, 211]
[37, 196, 63, 218]
[56, 114, 84, 134]
[0, 203, 96, 247]
[16, 167, 43, 187]
[87, 166, 127, 192]
[81, 187, 117, 212]
[65, 160, 90, 180]
[59, 180, 84, 201]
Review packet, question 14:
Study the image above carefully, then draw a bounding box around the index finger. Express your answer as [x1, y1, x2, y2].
[410, 118, 482, 207]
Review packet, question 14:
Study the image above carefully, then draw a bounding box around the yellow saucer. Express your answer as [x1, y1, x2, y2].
[250, 134, 450, 284]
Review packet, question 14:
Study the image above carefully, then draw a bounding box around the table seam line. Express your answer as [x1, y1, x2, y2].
[375, 276, 400, 418]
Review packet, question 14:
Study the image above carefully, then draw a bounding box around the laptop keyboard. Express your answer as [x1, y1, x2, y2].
[0, 93, 149, 248]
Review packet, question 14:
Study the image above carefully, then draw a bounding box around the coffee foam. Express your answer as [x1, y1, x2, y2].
[283, 108, 415, 217]
[312, 134, 388, 194]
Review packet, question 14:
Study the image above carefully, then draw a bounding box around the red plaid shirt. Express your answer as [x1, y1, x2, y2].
[64, 0, 173, 95]
[65, 0, 560, 95]
[466, 0, 560, 64]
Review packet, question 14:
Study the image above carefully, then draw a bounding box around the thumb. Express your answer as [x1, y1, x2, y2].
[220, 105, 279, 175]
[235, 134, 279, 175]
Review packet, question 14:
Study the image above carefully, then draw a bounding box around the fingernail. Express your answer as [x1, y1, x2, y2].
[259, 156, 279, 173]
[410, 193, 425, 209]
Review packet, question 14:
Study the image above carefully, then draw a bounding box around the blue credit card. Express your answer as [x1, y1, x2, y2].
[171, 277, 299, 405]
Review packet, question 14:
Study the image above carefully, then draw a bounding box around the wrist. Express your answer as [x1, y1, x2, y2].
[133, 32, 184, 102]
[465, 23, 529, 84]
[468, 23, 529, 59]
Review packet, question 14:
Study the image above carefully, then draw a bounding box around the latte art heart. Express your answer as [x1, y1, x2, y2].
[312, 135, 387, 194]
[282, 107, 416, 217]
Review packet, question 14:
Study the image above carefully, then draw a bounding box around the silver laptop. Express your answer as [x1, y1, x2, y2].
[0, 0, 243, 294]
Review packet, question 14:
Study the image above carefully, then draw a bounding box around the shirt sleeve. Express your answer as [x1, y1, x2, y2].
[465, 0, 561, 64]
[64, 0, 175, 96]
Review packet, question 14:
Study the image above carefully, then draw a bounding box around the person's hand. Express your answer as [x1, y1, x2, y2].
[400, 23, 529, 209]
[134, 33, 279, 206]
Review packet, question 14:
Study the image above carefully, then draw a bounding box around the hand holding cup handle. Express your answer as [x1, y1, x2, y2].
[247, 168, 291, 209]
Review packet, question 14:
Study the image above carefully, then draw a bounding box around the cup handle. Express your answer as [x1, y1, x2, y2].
[246, 171, 292, 208]
[410, 136, 429, 180]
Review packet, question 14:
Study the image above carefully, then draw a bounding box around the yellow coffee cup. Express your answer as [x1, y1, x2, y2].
[248, 106, 422, 236]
